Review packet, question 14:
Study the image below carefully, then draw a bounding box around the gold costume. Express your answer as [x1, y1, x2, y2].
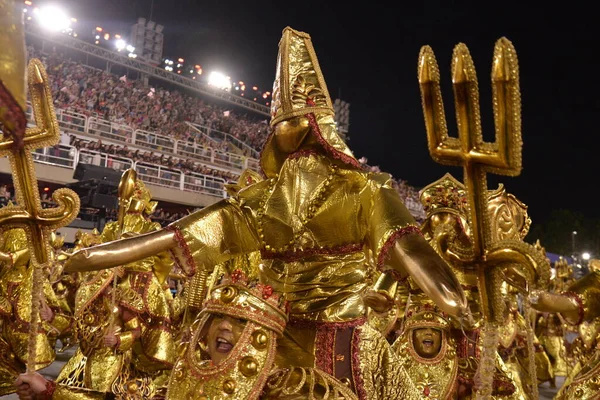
[64, 27, 477, 399]
[497, 283, 554, 397]
[391, 174, 546, 398]
[57, 177, 177, 399]
[392, 294, 460, 399]
[0, 228, 71, 395]
[531, 269, 600, 399]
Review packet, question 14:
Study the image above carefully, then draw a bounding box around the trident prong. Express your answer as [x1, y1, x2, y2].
[0, 58, 80, 372]
[418, 37, 524, 322]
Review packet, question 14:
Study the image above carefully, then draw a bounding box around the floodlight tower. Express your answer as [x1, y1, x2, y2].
[130, 17, 164, 65]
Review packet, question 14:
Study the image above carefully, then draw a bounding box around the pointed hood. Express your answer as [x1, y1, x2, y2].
[261, 27, 360, 178]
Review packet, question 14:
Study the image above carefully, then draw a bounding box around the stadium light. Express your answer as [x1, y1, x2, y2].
[36, 5, 71, 32]
[115, 39, 126, 51]
[208, 71, 232, 91]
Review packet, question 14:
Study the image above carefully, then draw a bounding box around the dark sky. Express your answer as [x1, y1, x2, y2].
[52, 0, 599, 226]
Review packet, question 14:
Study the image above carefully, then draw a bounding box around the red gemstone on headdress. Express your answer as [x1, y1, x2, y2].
[424, 386, 430, 396]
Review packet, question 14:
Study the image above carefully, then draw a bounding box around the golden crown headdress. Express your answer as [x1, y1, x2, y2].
[486, 183, 531, 241]
[403, 294, 450, 332]
[261, 27, 360, 178]
[167, 252, 288, 400]
[127, 179, 157, 216]
[203, 267, 288, 336]
[419, 173, 468, 218]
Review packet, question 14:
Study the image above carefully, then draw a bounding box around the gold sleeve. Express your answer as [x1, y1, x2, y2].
[8, 248, 30, 268]
[564, 271, 600, 324]
[365, 176, 420, 275]
[117, 330, 136, 352]
[167, 199, 260, 276]
[49, 313, 72, 334]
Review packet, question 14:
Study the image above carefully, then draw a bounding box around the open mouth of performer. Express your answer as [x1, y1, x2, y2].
[205, 314, 246, 365]
[412, 327, 443, 359]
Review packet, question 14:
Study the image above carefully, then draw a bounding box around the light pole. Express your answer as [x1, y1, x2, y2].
[572, 231, 577, 256]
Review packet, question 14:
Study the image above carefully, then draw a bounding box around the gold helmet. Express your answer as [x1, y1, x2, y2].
[261, 27, 360, 178]
[167, 252, 288, 400]
[393, 293, 458, 399]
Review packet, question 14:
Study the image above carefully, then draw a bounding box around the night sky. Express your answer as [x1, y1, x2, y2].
[51, 1, 599, 227]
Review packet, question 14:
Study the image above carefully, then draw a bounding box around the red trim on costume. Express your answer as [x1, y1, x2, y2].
[562, 291, 585, 325]
[287, 317, 366, 330]
[315, 326, 335, 375]
[39, 379, 57, 400]
[306, 113, 361, 169]
[0, 80, 26, 150]
[165, 225, 196, 277]
[288, 149, 321, 160]
[351, 327, 367, 400]
[376, 225, 423, 273]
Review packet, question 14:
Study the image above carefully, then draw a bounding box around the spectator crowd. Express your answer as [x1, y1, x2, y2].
[23, 46, 425, 220]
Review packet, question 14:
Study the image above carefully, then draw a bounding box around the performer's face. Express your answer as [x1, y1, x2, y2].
[273, 116, 311, 153]
[412, 327, 442, 358]
[206, 314, 246, 365]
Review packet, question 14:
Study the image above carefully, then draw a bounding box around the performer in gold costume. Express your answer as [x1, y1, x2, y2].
[385, 174, 547, 399]
[534, 257, 571, 382]
[392, 293, 461, 399]
[497, 282, 554, 398]
[167, 252, 360, 400]
[59, 27, 474, 399]
[53, 173, 178, 399]
[529, 261, 600, 398]
[0, 228, 72, 396]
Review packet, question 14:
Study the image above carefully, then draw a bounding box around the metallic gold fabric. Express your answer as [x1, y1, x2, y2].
[167, 262, 287, 400]
[0, 228, 70, 395]
[0, 0, 26, 111]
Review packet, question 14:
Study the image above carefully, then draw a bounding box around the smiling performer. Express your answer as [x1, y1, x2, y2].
[62, 27, 472, 399]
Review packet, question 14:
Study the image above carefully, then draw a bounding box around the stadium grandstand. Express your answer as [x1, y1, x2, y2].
[0, 9, 425, 244]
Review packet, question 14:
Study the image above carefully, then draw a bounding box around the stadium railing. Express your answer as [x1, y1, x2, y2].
[32, 144, 228, 198]
[26, 102, 261, 174]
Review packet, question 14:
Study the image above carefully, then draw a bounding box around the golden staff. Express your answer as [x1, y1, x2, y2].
[0, 3, 79, 372]
[418, 38, 547, 399]
[107, 168, 137, 334]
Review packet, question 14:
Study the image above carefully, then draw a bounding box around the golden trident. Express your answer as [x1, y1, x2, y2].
[0, 4, 80, 372]
[418, 38, 548, 323]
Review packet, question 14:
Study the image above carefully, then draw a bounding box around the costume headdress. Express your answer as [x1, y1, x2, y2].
[419, 173, 469, 218]
[167, 251, 288, 400]
[486, 183, 530, 241]
[403, 293, 451, 333]
[419, 173, 470, 239]
[261, 27, 360, 178]
[393, 293, 458, 399]
[126, 179, 157, 215]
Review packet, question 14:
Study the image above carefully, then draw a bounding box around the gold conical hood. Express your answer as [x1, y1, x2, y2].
[261, 27, 360, 177]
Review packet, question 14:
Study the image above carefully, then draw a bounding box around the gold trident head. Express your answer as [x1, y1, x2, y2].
[418, 38, 549, 323]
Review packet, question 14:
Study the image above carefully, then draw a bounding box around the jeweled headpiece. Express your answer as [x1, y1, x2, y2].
[203, 265, 288, 336]
[167, 252, 288, 400]
[127, 179, 157, 215]
[403, 293, 450, 332]
[261, 27, 360, 178]
[486, 184, 530, 241]
[419, 173, 468, 218]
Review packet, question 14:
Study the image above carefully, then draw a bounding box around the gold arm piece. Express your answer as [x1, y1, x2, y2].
[383, 233, 471, 325]
[64, 229, 175, 273]
[529, 291, 580, 323]
[117, 331, 136, 352]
